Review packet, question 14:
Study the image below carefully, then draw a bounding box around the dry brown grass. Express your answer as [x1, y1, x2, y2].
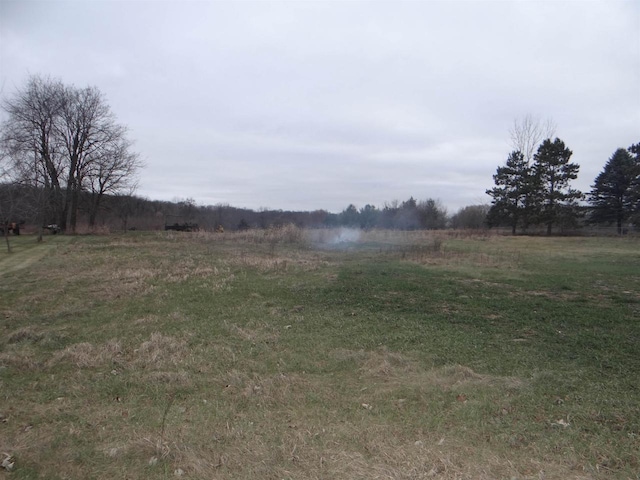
[130, 432, 585, 479]
[47, 339, 123, 368]
[133, 332, 189, 368]
[0, 346, 40, 371]
[337, 347, 521, 382]
[224, 252, 332, 275]
[98, 361, 583, 480]
[235, 223, 306, 245]
[45, 333, 189, 370]
[6, 326, 46, 344]
[0, 338, 603, 480]
[354, 228, 499, 245]
[227, 322, 281, 344]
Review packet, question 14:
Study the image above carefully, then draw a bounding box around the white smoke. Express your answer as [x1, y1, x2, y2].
[307, 228, 362, 249]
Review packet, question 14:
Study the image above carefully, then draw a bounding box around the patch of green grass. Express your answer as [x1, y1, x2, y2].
[1, 231, 639, 479]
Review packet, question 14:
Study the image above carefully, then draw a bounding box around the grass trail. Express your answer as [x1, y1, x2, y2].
[0, 235, 73, 277]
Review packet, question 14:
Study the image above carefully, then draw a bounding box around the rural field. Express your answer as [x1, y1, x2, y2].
[0, 228, 638, 480]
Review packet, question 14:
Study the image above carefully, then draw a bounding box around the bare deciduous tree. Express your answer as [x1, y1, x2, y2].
[58, 85, 109, 231]
[85, 137, 142, 227]
[1, 76, 66, 227]
[1, 75, 141, 233]
[509, 114, 556, 164]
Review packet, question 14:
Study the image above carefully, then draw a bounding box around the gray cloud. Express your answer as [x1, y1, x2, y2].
[1, 0, 638, 212]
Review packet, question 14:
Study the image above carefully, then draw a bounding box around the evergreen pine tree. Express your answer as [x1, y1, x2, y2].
[589, 148, 637, 234]
[533, 138, 583, 235]
[486, 150, 533, 234]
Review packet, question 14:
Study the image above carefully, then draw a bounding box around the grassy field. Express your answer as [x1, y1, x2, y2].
[0, 229, 638, 479]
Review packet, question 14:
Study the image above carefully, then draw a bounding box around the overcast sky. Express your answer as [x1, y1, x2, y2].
[1, 0, 639, 213]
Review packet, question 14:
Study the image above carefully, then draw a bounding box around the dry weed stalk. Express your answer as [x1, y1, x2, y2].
[158, 393, 176, 457]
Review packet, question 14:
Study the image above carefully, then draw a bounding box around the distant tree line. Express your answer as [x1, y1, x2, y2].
[332, 198, 448, 230]
[0, 182, 493, 234]
[2, 78, 494, 238]
[0, 75, 142, 237]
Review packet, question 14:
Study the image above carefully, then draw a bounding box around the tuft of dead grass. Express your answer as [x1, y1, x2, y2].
[7, 326, 45, 344]
[146, 370, 192, 387]
[357, 346, 419, 378]
[64, 263, 159, 302]
[134, 314, 160, 325]
[181, 224, 307, 246]
[224, 250, 331, 274]
[48, 339, 123, 368]
[428, 364, 524, 391]
[236, 224, 306, 245]
[0, 347, 41, 370]
[45, 333, 189, 370]
[317, 434, 592, 479]
[227, 323, 280, 344]
[163, 263, 222, 284]
[340, 347, 524, 396]
[133, 332, 188, 368]
[222, 370, 314, 406]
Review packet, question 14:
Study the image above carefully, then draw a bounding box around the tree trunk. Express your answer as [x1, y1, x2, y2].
[42, 150, 66, 231]
[63, 155, 79, 233]
[88, 193, 102, 228]
[59, 194, 69, 232]
[69, 186, 79, 233]
[4, 226, 11, 253]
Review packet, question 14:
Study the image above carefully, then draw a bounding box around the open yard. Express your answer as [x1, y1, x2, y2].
[0, 229, 638, 479]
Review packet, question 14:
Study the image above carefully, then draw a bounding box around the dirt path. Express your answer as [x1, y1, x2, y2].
[0, 236, 73, 277]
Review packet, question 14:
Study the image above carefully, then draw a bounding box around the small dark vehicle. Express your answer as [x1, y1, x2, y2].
[165, 222, 199, 232]
[164, 214, 199, 232]
[164, 222, 200, 232]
